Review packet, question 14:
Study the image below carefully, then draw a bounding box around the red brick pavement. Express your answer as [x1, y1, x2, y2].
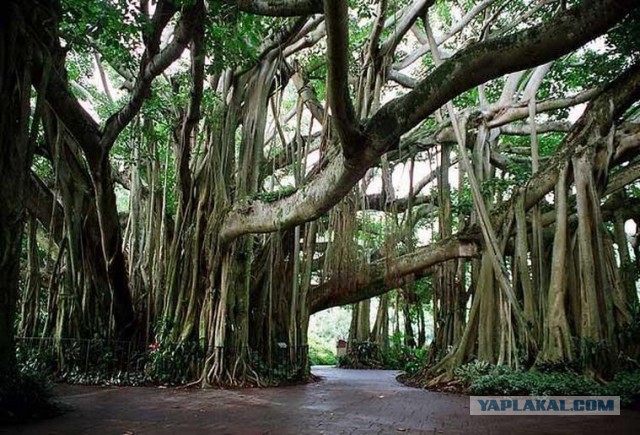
[4, 366, 639, 434]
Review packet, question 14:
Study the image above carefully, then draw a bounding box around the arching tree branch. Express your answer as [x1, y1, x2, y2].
[229, 0, 322, 16]
[323, 0, 367, 158]
[219, 0, 639, 244]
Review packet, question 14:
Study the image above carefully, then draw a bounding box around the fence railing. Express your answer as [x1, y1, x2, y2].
[247, 344, 309, 381]
[15, 337, 308, 385]
[16, 336, 146, 383]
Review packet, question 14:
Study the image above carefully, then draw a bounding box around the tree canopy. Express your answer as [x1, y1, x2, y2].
[1, 0, 639, 388]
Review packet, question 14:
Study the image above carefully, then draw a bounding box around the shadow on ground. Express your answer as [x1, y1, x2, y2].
[3, 366, 639, 434]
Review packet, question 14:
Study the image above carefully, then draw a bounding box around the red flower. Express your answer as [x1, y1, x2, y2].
[149, 341, 160, 351]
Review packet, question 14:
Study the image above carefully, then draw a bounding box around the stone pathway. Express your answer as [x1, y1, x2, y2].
[4, 366, 639, 434]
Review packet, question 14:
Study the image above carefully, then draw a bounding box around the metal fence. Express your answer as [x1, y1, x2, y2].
[15, 337, 308, 385]
[247, 344, 309, 382]
[16, 337, 146, 383]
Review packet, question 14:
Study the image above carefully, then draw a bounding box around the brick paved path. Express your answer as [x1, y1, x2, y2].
[5, 366, 639, 434]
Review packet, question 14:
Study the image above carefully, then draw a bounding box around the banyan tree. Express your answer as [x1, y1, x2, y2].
[1, 0, 639, 387]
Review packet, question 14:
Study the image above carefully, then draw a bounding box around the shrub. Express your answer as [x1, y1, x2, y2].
[338, 341, 384, 369]
[0, 369, 61, 424]
[466, 366, 640, 406]
[453, 361, 510, 383]
[400, 347, 427, 375]
[308, 338, 337, 366]
[384, 346, 427, 374]
[468, 371, 602, 397]
[603, 371, 640, 406]
[144, 340, 205, 385]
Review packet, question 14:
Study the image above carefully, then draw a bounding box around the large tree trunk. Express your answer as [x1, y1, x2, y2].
[370, 294, 390, 352]
[0, 0, 41, 376]
[540, 166, 573, 361]
[91, 154, 136, 340]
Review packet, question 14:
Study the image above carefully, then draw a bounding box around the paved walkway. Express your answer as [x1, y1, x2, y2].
[4, 366, 640, 434]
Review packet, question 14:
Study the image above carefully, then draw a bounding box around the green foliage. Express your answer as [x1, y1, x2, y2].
[458, 362, 640, 407]
[308, 337, 337, 366]
[434, 0, 453, 28]
[308, 308, 351, 347]
[506, 161, 532, 185]
[500, 132, 566, 185]
[206, 4, 304, 74]
[246, 348, 308, 384]
[606, 8, 640, 63]
[384, 338, 427, 375]
[338, 334, 427, 375]
[578, 337, 617, 378]
[469, 370, 602, 397]
[205, 5, 262, 73]
[17, 338, 149, 386]
[604, 371, 640, 406]
[0, 369, 60, 424]
[402, 348, 427, 376]
[534, 358, 583, 374]
[453, 88, 479, 108]
[252, 186, 297, 202]
[453, 361, 514, 384]
[62, 0, 142, 70]
[548, 48, 627, 97]
[31, 155, 54, 182]
[144, 340, 205, 385]
[17, 336, 310, 387]
[338, 341, 385, 369]
[451, 185, 473, 216]
[412, 277, 433, 311]
[356, 213, 385, 248]
[481, 177, 514, 199]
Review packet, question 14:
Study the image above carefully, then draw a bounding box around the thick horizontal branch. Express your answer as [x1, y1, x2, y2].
[387, 69, 418, 88]
[367, 0, 638, 148]
[488, 89, 598, 128]
[311, 62, 640, 313]
[220, 152, 374, 243]
[606, 158, 640, 196]
[283, 20, 325, 57]
[500, 121, 571, 135]
[230, 0, 322, 16]
[310, 234, 480, 313]
[219, 0, 638, 245]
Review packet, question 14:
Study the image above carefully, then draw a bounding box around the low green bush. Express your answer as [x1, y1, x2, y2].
[384, 346, 427, 375]
[603, 371, 640, 406]
[461, 363, 640, 407]
[308, 338, 337, 366]
[0, 369, 61, 424]
[469, 371, 602, 397]
[338, 341, 384, 368]
[144, 340, 206, 385]
[454, 361, 512, 383]
[338, 339, 427, 373]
